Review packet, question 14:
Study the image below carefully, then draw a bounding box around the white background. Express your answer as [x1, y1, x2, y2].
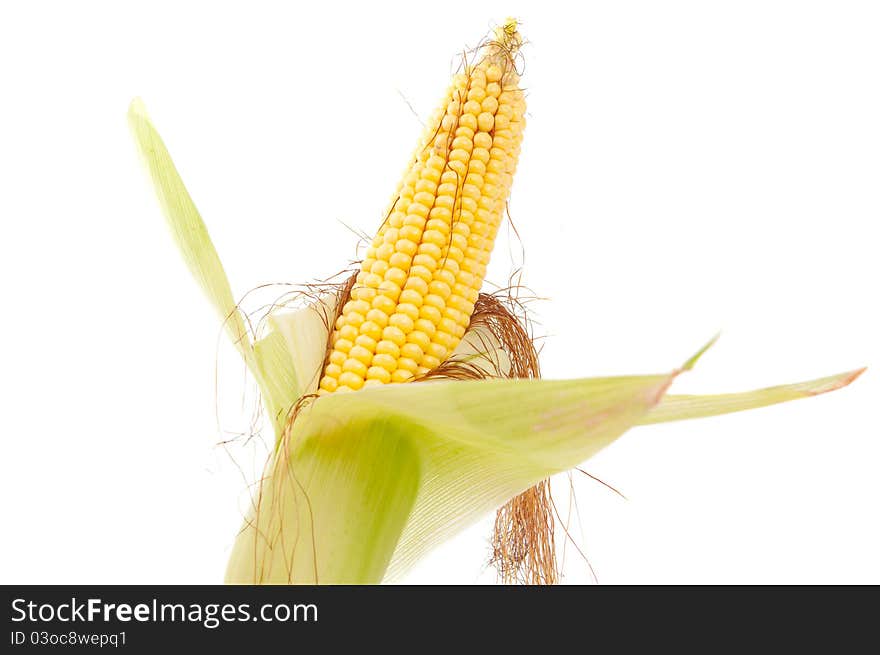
[1, 1, 877, 584]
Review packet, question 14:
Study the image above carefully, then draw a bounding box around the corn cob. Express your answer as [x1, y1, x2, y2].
[319, 20, 526, 394]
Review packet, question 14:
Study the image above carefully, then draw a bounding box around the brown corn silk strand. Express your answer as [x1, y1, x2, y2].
[439, 294, 556, 586]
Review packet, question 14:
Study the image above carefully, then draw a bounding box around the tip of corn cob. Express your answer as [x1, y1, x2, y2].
[318, 22, 528, 395]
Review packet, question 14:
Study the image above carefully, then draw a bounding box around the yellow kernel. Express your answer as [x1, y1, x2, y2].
[396, 239, 419, 256]
[448, 296, 474, 315]
[384, 266, 408, 288]
[372, 294, 396, 314]
[399, 289, 424, 307]
[420, 304, 442, 324]
[413, 191, 435, 207]
[389, 313, 414, 333]
[424, 294, 446, 311]
[378, 280, 402, 301]
[481, 96, 499, 114]
[487, 158, 506, 173]
[358, 320, 383, 342]
[477, 112, 494, 132]
[337, 324, 358, 342]
[343, 299, 370, 316]
[383, 325, 407, 346]
[404, 215, 427, 232]
[407, 274, 434, 301]
[440, 170, 459, 184]
[444, 307, 465, 325]
[396, 303, 420, 322]
[434, 269, 456, 287]
[425, 218, 451, 234]
[418, 242, 443, 261]
[354, 334, 377, 351]
[366, 366, 391, 384]
[427, 155, 446, 171]
[334, 338, 353, 353]
[455, 125, 475, 140]
[435, 192, 457, 208]
[438, 316, 458, 334]
[391, 369, 414, 383]
[461, 258, 480, 275]
[430, 206, 454, 223]
[450, 233, 468, 250]
[420, 166, 441, 183]
[429, 280, 452, 298]
[406, 331, 431, 352]
[452, 135, 474, 151]
[410, 206, 432, 224]
[465, 173, 484, 187]
[338, 371, 364, 390]
[463, 99, 482, 116]
[415, 178, 437, 194]
[329, 350, 347, 366]
[497, 100, 515, 115]
[401, 276, 434, 306]
[415, 366, 431, 377]
[467, 86, 487, 103]
[421, 354, 442, 369]
[486, 64, 503, 82]
[486, 81, 501, 97]
[461, 184, 481, 200]
[468, 159, 486, 176]
[399, 225, 422, 242]
[348, 345, 373, 366]
[433, 331, 456, 349]
[319, 376, 338, 392]
[375, 340, 400, 358]
[343, 358, 368, 378]
[363, 378, 383, 388]
[345, 312, 365, 328]
[458, 113, 478, 130]
[389, 252, 412, 270]
[426, 342, 448, 360]
[447, 246, 466, 264]
[472, 144, 491, 161]
[422, 229, 448, 248]
[414, 318, 437, 336]
[370, 260, 390, 277]
[325, 363, 342, 377]
[361, 272, 382, 288]
[375, 243, 395, 261]
[372, 353, 398, 373]
[397, 357, 419, 373]
[352, 285, 377, 303]
[366, 308, 389, 327]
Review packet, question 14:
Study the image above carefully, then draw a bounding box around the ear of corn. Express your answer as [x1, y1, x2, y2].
[319, 20, 526, 394]
[130, 19, 862, 586]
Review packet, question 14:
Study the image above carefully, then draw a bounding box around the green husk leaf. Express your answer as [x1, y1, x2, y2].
[252, 330, 301, 438]
[639, 368, 865, 425]
[128, 98, 254, 369]
[225, 371, 676, 583]
[269, 296, 337, 401]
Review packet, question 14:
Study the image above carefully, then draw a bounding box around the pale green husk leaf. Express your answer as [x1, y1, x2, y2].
[639, 368, 864, 425]
[225, 371, 676, 583]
